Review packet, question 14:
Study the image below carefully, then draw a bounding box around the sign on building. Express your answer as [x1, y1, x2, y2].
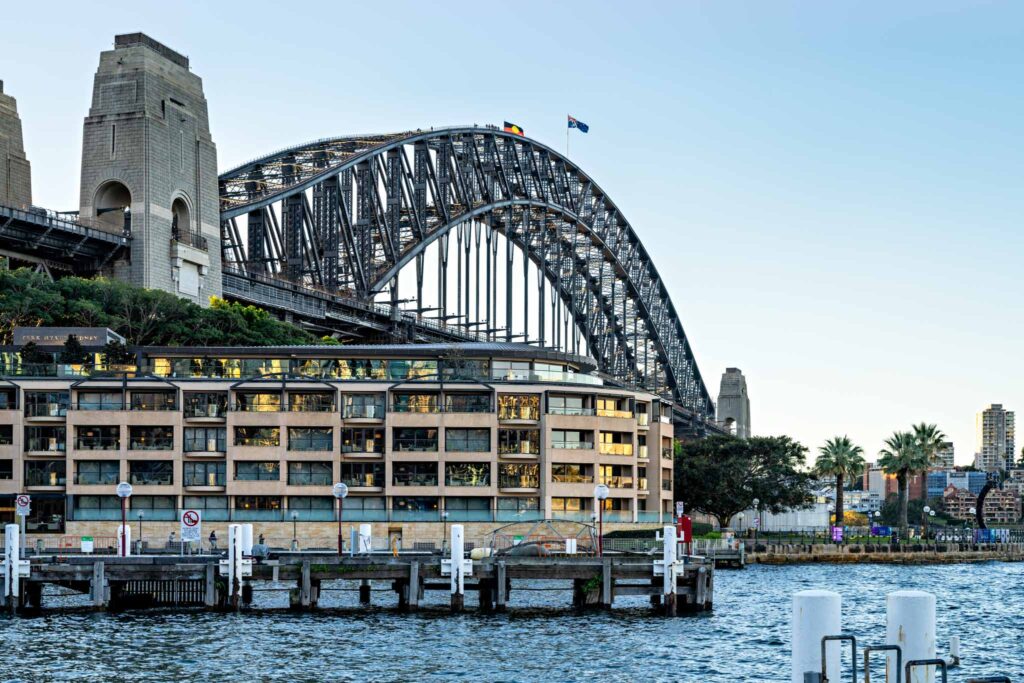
[180, 509, 202, 543]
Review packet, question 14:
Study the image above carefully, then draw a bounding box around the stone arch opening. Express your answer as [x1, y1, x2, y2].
[93, 181, 132, 234]
[171, 195, 192, 238]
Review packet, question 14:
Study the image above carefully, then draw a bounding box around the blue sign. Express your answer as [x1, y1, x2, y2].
[870, 525, 893, 537]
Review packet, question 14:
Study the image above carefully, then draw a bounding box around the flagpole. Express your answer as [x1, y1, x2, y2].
[566, 116, 570, 157]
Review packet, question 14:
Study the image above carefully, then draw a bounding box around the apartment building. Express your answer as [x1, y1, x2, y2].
[0, 336, 677, 542]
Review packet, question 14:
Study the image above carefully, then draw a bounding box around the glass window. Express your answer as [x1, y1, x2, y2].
[128, 461, 173, 485]
[183, 392, 228, 418]
[235, 496, 282, 510]
[393, 496, 438, 512]
[547, 394, 591, 416]
[77, 391, 123, 410]
[340, 428, 383, 454]
[184, 461, 226, 487]
[184, 427, 226, 452]
[392, 463, 438, 486]
[444, 462, 491, 487]
[24, 460, 66, 486]
[392, 428, 437, 452]
[289, 392, 335, 412]
[287, 461, 332, 486]
[498, 429, 540, 456]
[129, 426, 174, 451]
[287, 427, 333, 452]
[235, 461, 280, 481]
[498, 463, 539, 489]
[24, 391, 69, 417]
[497, 394, 540, 420]
[551, 429, 594, 449]
[387, 359, 437, 380]
[75, 460, 119, 485]
[25, 426, 65, 452]
[131, 392, 177, 411]
[552, 497, 587, 512]
[445, 428, 490, 453]
[0, 425, 12, 446]
[75, 426, 120, 451]
[234, 392, 281, 412]
[598, 431, 633, 456]
[339, 462, 384, 487]
[234, 427, 280, 447]
[599, 464, 633, 488]
[336, 359, 387, 380]
[343, 393, 386, 418]
[132, 495, 176, 510]
[0, 460, 12, 480]
[441, 359, 489, 381]
[491, 361, 530, 381]
[391, 392, 439, 413]
[0, 389, 16, 410]
[74, 495, 121, 520]
[552, 463, 592, 484]
[183, 496, 229, 510]
[288, 496, 333, 511]
[497, 497, 539, 512]
[444, 393, 492, 413]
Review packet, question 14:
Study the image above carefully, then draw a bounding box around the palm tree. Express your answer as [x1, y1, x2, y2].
[878, 431, 931, 535]
[913, 422, 947, 468]
[814, 436, 866, 528]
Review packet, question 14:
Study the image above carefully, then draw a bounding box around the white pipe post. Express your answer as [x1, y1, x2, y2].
[887, 590, 936, 683]
[116, 525, 132, 557]
[241, 524, 254, 556]
[450, 524, 465, 610]
[358, 523, 372, 554]
[5, 524, 19, 606]
[791, 590, 841, 683]
[663, 525, 678, 615]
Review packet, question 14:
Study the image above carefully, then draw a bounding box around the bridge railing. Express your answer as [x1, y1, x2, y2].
[0, 203, 130, 243]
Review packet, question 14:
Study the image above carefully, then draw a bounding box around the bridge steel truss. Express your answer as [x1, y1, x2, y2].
[218, 127, 714, 419]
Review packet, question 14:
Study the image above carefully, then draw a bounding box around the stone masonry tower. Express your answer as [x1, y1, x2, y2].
[717, 367, 751, 438]
[0, 80, 32, 209]
[79, 33, 221, 304]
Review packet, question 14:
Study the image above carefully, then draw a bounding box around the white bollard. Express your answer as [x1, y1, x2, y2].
[792, 590, 841, 683]
[227, 524, 243, 606]
[663, 525, 677, 597]
[450, 524, 465, 605]
[241, 524, 254, 556]
[5, 523, 19, 601]
[358, 523, 372, 553]
[887, 590, 936, 683]
[116, 525, 132, 557]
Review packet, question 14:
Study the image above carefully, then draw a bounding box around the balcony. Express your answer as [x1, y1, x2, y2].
[638, 445, 649, 460]
[129, 473, 173, 486]
[392, 473, 439, 487]
[74, 472, 120, 485]
[129, 438, 174, 451]
[288, 396, 336, 412]
[596, 409, 634, 420]
[548, 407, 595, 417]
[75, 437, 120, 451]
[445, 440, 491, 453]
[172, 228, 208, 251]
[76, 399, 125, 411]
[288, 437, 333, 452]
[25, 471, 66, 487]
[184, 473, 227, 487]
[599, 443, 633, 456]
[636, 413, 650, 427]
[499, 475, 539, 490]
[184, 402, 227, 419]
[390, 404, 440, 414]
[552, 473, 592, 484]
[25, 438, 65, 453]
[287, 472, 332, 486]
[392, 438, 438, 453]
[498, 443, 539, 457]
[25, 403, 68, 419]
[340, 474, 383, 490]
[343, 405, 385, 420]
[552, 440, 594, 450]
[601, 476, 634, 489]
[498, 407, 539, 421]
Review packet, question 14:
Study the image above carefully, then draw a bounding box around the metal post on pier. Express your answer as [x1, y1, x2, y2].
[227, 524, 242, 610]
[241, 525, 253, 557]
[663, 525, 678, 616]
[4, 523, 21, 612]
[887, 591, 936, 683]
[450, 524, 465, 611]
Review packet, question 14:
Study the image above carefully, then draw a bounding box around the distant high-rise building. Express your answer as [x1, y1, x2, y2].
[974, 404, 1015, 472]
[717, 368, 750, 438]
[934, 441, 955, 469]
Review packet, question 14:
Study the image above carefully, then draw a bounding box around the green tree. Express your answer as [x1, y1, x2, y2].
[912, 422, 947, 468]
[101, 339, 134, 367]
[878, 431, 931, 535]
[813, 436, 865, 526]
[674, 435, 814, 528]
[59, 334, 89, 365]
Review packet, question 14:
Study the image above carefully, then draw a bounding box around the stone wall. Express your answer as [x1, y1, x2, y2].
[0, 80, 32, 208]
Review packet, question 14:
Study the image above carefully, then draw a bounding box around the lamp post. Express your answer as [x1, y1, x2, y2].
[922, 505, 931, 541]
[116, 482, 132, 557]
[752, 498, 760, 543]
[928, 510, 935, 542]
[291, 510, 299, 551]
[333, 482, 349, 556]
[594, 483, 610, 556]
[137, 510, 144, 551]
[968, 506, 976, 544]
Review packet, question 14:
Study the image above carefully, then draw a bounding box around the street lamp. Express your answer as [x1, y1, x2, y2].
[333, 482, 349, 556]
[291, 510, 299, 551]
[968, 506, 977, 543]
[594, 483, 610, 556]
[752, 498, 760, 542]
[116, 482, 132, 557]
[922, 505, 931, 541]
[137, 510, 144, 551]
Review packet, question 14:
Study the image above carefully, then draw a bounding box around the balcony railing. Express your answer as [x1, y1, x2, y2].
[551, 441, 593, 450]
[25, 403, 68, 418]
[498, 442, 539, 456]
[444, 476, 491, 487]
[636, 413, 650, 427]
[340, 474, 382, 488]
[76, 400, 125, 411]
[288, 398, 336, 412]
[392, 439, 438, 452]
[185, 473, 226, 487]
[596, 409, 634, 419]
[25, 471, 66, 486]
[547, 407, 595, 416]
[552, 473, 592, 484]
[184, 403, 227, 418]
[75, 437, 120, 451]
[343, 405, 385, 419]
[129, 439, 174, 451]
[392, 473, 439, 486]
[498, 407, 539, 421]
[341, 444, 383, 455]
[25, 438, 65, 452]
[172, 228, 208, 251]
[600, 476, 634, 489]
[599, 443, 633, 456]
[129, 473, 173, 486]
[499, 475, 539, 489]
[445, 440, 491, 453]
[287, 472, 333, 486]
[287, 438, 333, 452]
[638, 445, 649, 459]
[390, 404, 440, 414]
[74, 473, 119, 486]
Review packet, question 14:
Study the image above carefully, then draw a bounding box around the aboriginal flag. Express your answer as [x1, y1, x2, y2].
[503, 121, 525, 136]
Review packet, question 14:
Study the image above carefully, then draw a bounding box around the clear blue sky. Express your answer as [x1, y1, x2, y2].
[2, 1, 1020, 464]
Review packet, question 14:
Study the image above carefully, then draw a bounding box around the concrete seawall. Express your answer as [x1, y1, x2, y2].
[747, 542, 1024, 565]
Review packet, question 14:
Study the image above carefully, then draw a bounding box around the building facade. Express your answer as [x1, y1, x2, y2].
[942, 485, 1021, 525]
[935, 441, 955, 469]
[0, 340, 677, 545]
[716, 367, 750, 438]
[926, 470, 988, 499]
[974, 404, 1015, 472]
[0, 79, 32, 209]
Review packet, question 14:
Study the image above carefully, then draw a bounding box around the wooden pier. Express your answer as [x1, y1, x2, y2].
[6, 553, 714, 617]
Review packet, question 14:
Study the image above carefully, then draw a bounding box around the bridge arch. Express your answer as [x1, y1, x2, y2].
[218, 127, 713, 417]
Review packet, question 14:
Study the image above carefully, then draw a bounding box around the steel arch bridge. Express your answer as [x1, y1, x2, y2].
[218, 126, 714, 418]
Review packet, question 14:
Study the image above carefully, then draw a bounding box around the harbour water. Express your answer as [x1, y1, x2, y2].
[1, 562, 1020, 682]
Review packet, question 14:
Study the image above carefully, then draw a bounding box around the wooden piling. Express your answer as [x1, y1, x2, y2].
[408, 561, 420, 610]
[359, 578, 371, 605]
[495, 561, 507, 611]
[91, 561, 107, 609]
[300, 560, 312, 609]
[204, 564, 217, 608]
[601, 558, 613, 609]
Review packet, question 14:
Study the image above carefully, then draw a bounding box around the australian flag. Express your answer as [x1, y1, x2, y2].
[567, 115, 589, 133]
